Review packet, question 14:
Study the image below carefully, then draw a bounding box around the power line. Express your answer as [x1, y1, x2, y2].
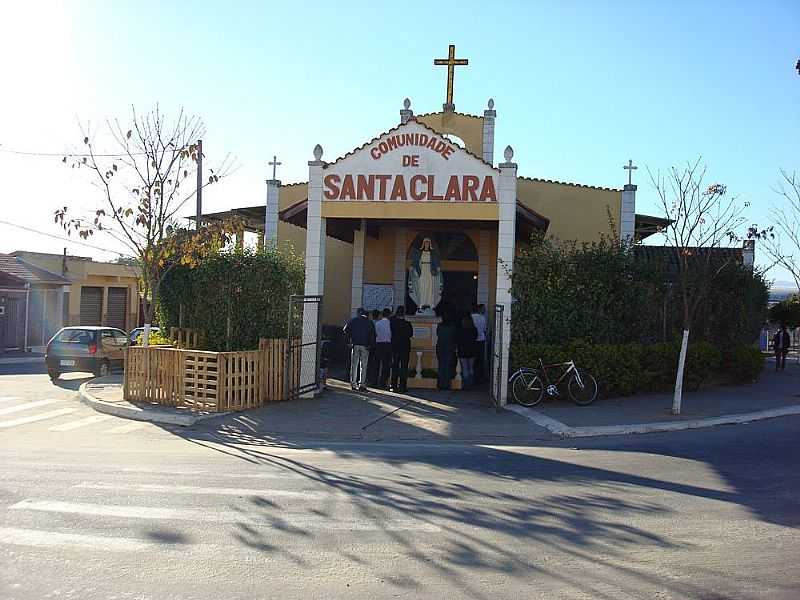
[0, 147, 148, 158]
[0, 143, 195, 159]
[0, 219, 130, 256]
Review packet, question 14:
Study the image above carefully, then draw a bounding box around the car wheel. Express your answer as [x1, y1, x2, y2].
[48, 369, 60, 381]
[96, 360, 111, 378]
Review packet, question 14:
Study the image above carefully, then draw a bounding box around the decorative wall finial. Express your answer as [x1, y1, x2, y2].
[504, 145, 514, 162]
[313, 144, 323, 161]
[403, 98, 411, 110]
[488, 98, 494, 110]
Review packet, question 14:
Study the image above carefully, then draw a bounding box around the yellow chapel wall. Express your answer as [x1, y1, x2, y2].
[277, 182, 354, 326]
[517, 178, 621, 243]
[415, 112, 484, 158]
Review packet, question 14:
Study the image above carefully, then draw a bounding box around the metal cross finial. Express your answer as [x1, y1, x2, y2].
[268, 155, 282, 180]
[434, 44, 469, 110]
[623, 159, 638, 186]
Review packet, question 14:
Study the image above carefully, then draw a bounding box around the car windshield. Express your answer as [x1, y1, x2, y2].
[55, 329, 95, 344]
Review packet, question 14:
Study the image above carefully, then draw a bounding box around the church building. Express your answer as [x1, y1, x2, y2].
[201, 46, 666, 403]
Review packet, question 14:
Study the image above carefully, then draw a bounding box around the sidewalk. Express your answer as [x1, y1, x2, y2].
[508, 362, 800, 437]
[79, 363, 800, 440]
[79, 374, 224, 427]
[79, 375, 554, 441]
[0, 350, 45, 365]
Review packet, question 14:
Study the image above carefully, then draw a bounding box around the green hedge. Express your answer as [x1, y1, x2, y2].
[157, 247, 304, 351]
[510, 340, 761, 398]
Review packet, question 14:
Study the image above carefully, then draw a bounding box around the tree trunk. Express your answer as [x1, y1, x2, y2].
[672, 328, 690, 415]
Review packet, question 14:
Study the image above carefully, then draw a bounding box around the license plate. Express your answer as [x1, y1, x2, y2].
[60, 360, 76, 367]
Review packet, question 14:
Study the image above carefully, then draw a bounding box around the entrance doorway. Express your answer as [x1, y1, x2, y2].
[441, 271, 477, 313]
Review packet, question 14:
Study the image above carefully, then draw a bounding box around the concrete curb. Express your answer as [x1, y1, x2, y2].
[507, 403, 800, 438]
[78, 381, 227, 427]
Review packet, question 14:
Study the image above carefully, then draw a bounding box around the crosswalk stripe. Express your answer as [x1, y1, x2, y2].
[10, 500, 440, 531]
[0, 408, 78, 429]
[74, 482, 332, 498]
[105, 422, 148, 434]
[0, 526, 155, 551]
[49, 414, 113, 432]
[0, 396, 22, 403]
[0, 399, 60, 416]
[118, 467, 300, 479]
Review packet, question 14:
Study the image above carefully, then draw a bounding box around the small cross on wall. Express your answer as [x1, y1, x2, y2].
[623, 159, 638, 186]
[434, 44, 469, 111]
[269, 155, 282, 180]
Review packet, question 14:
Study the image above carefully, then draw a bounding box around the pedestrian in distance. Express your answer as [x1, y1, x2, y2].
[773, 323, 792, 372]
[470, 303, 487, 384]
[390, 305, 413, 392]
[457, 314, 478, 388]
[343, 308, 375, 391]
[375, 307, 393, 389]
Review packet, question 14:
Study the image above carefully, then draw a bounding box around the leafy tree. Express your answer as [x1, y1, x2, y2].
[769, 295, 800, 328]
[54, 106, 241, 344]
[650, 158, 748, 414]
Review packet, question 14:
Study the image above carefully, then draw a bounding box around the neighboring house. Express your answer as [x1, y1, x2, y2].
[0, 255, 71, 350]
[0, 251, 140, 351]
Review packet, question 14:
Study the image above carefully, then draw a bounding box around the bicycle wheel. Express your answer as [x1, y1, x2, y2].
[568, 369, 598, 405]
[512, 370, 545, 407]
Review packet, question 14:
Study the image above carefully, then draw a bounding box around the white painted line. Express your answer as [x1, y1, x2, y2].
[10, 500, 440, 531]
[74, 482, 332, 498]
[106, 422, 148, 434]
[49, 414, 113, 432]
[0, 526, 154, 551]
[0, 408, 78, 429]
[0, 396, 22, 403]
[0, 399, 60, 417]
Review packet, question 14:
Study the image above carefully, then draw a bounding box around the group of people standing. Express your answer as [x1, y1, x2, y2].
[435, 304, 487, 390]
[344, 306, 414, 392]
[344, 303, 488, 393]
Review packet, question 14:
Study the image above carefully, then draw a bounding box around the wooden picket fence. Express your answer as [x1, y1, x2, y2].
[123, 338, 299, 412]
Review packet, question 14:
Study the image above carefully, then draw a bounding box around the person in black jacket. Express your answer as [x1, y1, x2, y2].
[390, 306, 414, 392]
[773, 323, 792, 372]
[343, 308, 375, 391]
[436, 308, 458, 390]
[457, 314, 478, 388]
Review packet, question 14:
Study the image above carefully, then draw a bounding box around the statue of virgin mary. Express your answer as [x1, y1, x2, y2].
[408, 237, 443, 314]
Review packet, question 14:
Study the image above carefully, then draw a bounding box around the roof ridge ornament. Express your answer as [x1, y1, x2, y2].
[400, 98, 414, 124]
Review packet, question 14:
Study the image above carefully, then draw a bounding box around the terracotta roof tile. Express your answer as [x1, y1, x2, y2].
[0, 255, 71, 285]
[518, 175, 621, 193]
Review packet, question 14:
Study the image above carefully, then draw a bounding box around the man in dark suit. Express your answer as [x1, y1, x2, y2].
[390, 306, 414, 393]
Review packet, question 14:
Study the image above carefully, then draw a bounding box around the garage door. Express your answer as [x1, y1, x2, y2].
[107, 287, 128, 330]
[79, 286, 103, 325]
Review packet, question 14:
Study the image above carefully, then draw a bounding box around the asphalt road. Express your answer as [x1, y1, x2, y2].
[1, 368, 799, 599]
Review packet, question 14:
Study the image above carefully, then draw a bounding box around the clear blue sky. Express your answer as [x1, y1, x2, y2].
[1, 0, 798, 284]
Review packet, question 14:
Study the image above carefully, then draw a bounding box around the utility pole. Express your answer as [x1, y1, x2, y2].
[195, 139, 203, 230]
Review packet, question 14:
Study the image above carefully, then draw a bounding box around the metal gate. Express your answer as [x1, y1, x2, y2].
[107, 287, 128, 330]
[286, 295, 323, 399]
[489, 303, 504, 410]
[79, 286, 102, 325]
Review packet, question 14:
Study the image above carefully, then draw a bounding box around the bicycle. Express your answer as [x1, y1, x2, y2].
[509, 359, 598, 407]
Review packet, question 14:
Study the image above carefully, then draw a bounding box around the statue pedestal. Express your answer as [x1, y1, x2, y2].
[405, 315, 461, 390]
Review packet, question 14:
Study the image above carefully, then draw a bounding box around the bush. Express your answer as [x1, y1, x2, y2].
[135, 330, 172, 346]
[512, 339, 730, 398]
[721, 345, 765, 383]
[158, 247, 304, 351]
